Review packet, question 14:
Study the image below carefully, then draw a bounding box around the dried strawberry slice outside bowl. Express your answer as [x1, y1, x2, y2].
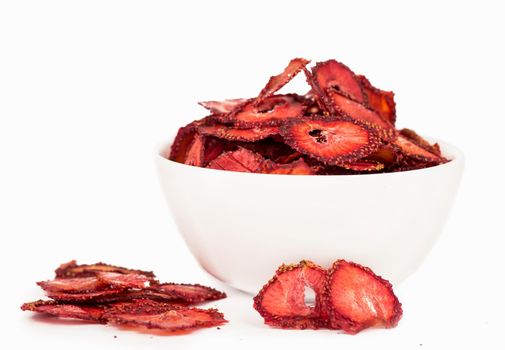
[155, 138, 464, 294]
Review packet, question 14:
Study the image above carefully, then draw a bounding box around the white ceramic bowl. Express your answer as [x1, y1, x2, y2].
[156, 140, 464, 294]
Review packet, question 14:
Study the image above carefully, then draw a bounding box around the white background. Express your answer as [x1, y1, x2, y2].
[1, 0, 504, 349]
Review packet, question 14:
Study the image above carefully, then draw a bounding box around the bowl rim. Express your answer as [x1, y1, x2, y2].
[156, 137, 464, 178]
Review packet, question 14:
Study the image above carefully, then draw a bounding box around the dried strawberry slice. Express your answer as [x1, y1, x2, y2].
[21, 300, 106, 322]
[198, 98, 249, 115]
[96, 272, 152, 289]
[238, 138, 295, 161]
[367, 145, 399, 166]
[198, 124, 279, 142]
[303, 68, 331, 114]
[280, 116, 380, 164]
[108, 308, 226, 333]
[105, 299, 226, 333]
[327, 90, 395, 139]
[339, 160, 385, 172]
[256, 58, 310, 103]
[253, 260, 327, 329]
[261, 159, 314, 175]
[273, 151, 302, 164]
[147, 283, 227, 303]
[39, 273, 152, 294]
[55, 260, 155, 279]
[103, 299, 176, 316]
[357, 75, 396, 125]
[184, 133, 205, 167]
[203, 137, 225, 164]
[207, 147, 266, 173]
[324, 260, 402, 333]
[399, 128, 442, 156]
[168, 125, 197, 163]
[37, 277, 104, 293]
[312, 59, 365, 104]
[227, 95, 306, 127]
[79, 283, 226, 305]
[393, 134, 445, 163]
[46, 289, 125, 302]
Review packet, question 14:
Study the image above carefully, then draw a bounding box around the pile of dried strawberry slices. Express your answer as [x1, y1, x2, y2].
[167, 58, 448, 174]
[21, 261, 227, 334]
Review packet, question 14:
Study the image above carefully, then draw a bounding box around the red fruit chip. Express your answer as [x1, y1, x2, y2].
[339, 160, 385, 172]
[256, 58, 310, 103]
[324, 260, 403, 334]
[273, 151, 302, 164]
[393, 134, 445, 163]
[55, 260, 155, 279]
[227, 95, 306, 127]
[37, 273, 152, 294]
[327, 90, 395, 138]
[146, 283, 227, 304]
[198, 124, 279, 142]
[97, 272, 152, 289]
[168, 125, 197, 163]
[357, 75, 397, 125]
[21, 300, 106, 322]
[367, 145, 399, 166]
[105, 299, 227, 333]
[203, 137, 226, 164]
[280, 116, 380, 164]
[312, 59, 365, 104]
[261, 158, 315, 175]
[198, 98, 249, 115]
[399, 128, 442, 156]
[46, 289, 125, 302]
[184, 133, 206, 167]
[168, 58, 448, 174]
[37, 277, 104, 294]
[253, 261, 327, 329]
[206, 147, 266, 173]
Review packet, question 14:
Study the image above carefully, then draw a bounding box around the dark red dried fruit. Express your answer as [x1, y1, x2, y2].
[327, 90, 395, 138]
[37, 277, 104, 293]
[261, 158, 314, 175]
[256, 58, 310, 103]
[22, 262, 228, 336]
[280, 116, 380, 164]
[339, 160, 385, 172]
[203, 137, 226, 164]
[198, 98, 249, 115]
[367, 145, 399, 166]
[97, 272, 152, 289]
[21, 300, 106, 322]
[227, 95, 306, 127]
[399, 128, 442, 156]
[394, 134, 446, 163]
[184, 133, 205, 167]
[146, 283, 227, 304]
[312, 59, 365, 104]
[206, 147, 266, 173]
[168, 125, 197, 163]
[357, 75, 397, 125]
[168, 57, 448, 174]
[106, 305, 227, 333]
[253, 261, 327, 329]
[198, 124, 279, 142]
[46, 289, 125, 302]
[324, 260, 402, 334]
[55, 260, 155, 279]
[303, 68, 331, 114]
[38, 273, 152, 294]
[273, 151, 302, 164]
